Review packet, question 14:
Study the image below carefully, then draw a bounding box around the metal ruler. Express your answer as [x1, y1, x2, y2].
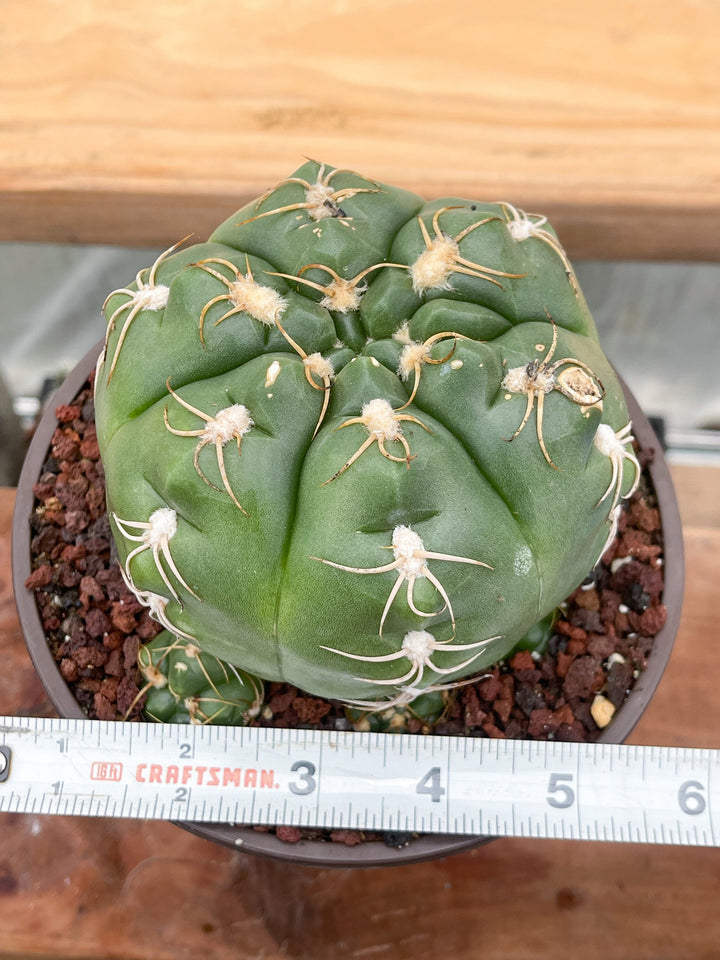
[1, 716, 718, 845]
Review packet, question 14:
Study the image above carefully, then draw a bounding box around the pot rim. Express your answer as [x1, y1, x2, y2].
[11, 342, 685, 867]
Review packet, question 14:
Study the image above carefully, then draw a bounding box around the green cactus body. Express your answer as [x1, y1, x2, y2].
[511, 609, 561, 655]
[138, 632, 264, 725]
[95, 160, 640, 706]
[345, 689, 448, 734]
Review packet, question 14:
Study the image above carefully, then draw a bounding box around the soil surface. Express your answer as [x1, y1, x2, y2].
[25, 374, 668, 846]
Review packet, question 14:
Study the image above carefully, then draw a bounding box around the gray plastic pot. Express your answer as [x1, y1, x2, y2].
[12, 342, 684, 867]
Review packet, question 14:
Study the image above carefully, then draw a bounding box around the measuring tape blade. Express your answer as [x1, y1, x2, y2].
[0, 716, 718, 846]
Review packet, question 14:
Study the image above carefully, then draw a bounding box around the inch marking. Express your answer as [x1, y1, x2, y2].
[0, 717, 719, 847]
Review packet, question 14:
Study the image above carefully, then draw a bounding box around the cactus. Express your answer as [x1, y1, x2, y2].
[512, 609, 560, 655]
[137, 631, 264, 725]
[345, 689, 448, 734]
[95, 159, 640, 708]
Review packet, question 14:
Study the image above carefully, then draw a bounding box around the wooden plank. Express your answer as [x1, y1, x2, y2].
[1, 0, 719, 258]
[669, 465, 720, 530]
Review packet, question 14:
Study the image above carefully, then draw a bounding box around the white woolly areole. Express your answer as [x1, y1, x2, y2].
[507, 219, 537, 241]
[361, 398, 403, 440]
[593, 422, 638, 479]
[304, 182, 337, 220]
[227, 276, 286, 325]
[502, 203, 548, 242]
[144, 664, 168, 688]
[304, 353, 334, 380]
[145, 507, 178, 546]
[132, 284, 170, 311]
[391, 525, 428, 578]
[593, 422, 621, 456]
[200, 404, 254, 444]
[398, 342, 430, 380]
[502, 364, 555, 394]
[507, 216, 547, 243]
[401, 630, 437, 664]
[411, 236, 459, 294]
[392, 322, 413, 346]
[321, 279, 365, 313]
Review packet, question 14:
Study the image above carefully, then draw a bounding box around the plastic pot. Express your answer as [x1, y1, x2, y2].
[12, 342, 684, 866]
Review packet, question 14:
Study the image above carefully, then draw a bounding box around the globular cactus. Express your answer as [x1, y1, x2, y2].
[138, 631, 264, 725]
[95, 160, 640, 708]
[346, 689, 448, 734]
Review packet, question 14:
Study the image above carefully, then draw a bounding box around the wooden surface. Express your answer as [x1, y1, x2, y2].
[1, 468, 720, 959]
[1, 0, 719, 259]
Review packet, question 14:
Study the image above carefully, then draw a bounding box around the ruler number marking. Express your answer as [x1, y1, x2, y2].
[0, 745, 10, 782]
[678, 779, 706, 816]
[416, 766, 445, 803]
[288, 760, 317, 796]
[0, 717, 718, 845]
[547, 773, 575, 809]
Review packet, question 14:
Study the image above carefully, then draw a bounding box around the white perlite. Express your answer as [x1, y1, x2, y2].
[590, 694, 616, 729]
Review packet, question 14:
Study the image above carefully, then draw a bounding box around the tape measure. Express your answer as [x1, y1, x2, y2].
[0, 716, 717, 845]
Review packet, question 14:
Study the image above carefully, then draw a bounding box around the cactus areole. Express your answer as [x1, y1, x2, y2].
[95, 160, 640, 707]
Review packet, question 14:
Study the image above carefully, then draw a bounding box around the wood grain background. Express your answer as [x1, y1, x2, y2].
[1, 7, 719, 953]
[1, 0, 718, 257]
